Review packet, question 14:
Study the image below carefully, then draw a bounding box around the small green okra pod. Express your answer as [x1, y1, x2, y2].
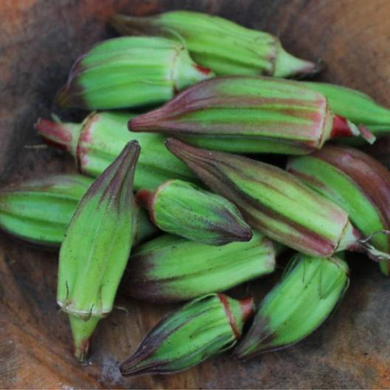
[136, 179, 252, 245]
[129, 77, 374, 155]
[120, 293, 254, 377]
[111, 11, 317, 78]
[123, 231, 275, 302]
[234, 254, 349, 360]
[57, 141, 140, 362]
[36, 111, 197, 190]
[56, 36, 213, 110]
[0, 174, 156, 248]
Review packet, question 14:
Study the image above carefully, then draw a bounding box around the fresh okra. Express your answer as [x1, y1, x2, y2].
[111, 11, 317, 78]
[120, 293, 254, 376]
[36, 111, 197, 190]
[129, 77, 374, 155]
[57, 142, 140, 362]
[56, 36, 213, 110]
[303, 82, 390, 138]
[166, 139, 390, 261]
[136, 179, 252, 245]
[123, 231, 275, 302]
[0, 174, 92, 247]
[234, 254, 349, 359]
[287, 145, 390, 275]
[0, 174, 157, 248]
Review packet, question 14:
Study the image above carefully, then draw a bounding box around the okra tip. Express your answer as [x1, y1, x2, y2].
[69, 315, 101, 364]
[109, 14, 130, 34]
[358, 125, 376, 145]
[117, 140, 141, 177]
[165, 137, 201, 161]
[55, 85, 71, 108]
[55, 84, 85, 109]
[274, 45, 321, 78]
[128, 109, 164, 133]
[119, 357, 145, 378]
[359, 230, 390, 262]
[86, 140, 140, 202]
[35, 118, 75, 152]
[107, 140, 141, 174]
[109, 13, 157, 37]
[231, 224, 253, 243]
[331, 116, 376, 144]
[55, 55, 89, 109]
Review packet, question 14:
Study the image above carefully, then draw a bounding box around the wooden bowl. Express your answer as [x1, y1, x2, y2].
[1, 0, 390, 388]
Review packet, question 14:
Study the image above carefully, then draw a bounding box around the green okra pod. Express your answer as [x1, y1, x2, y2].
[303, 82, 390, 138]
[57, 141, 140, 362]
[123, 231, 275, 302]
[288, 145, 390, 275]
[56, 36, 213, 110]
[130, 77, 374, 155]
[165, 139, 390, 261]
[111, 11, 317, 78]
[36, 111, 197, 190]
[234, 254, 349, 360]
[136, 179, 252, 245]
[0, 174, 156, 248]
[0, 174, 92, 247]
[120, 293, 254, 376]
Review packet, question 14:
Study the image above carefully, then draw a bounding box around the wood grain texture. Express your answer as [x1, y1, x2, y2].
[1, 0, 390, 388]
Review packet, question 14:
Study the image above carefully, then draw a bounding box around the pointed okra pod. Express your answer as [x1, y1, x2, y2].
[123, 231, 275, 302]
[120, 293, 254, 376]
[57, 141, 140, 362]
[136, 179, 252, 245]
[129, 77, 374, 155]
[234, 254, 349, 360]
[165, 139, 390, 260]
[303, 82, 390, 138]
[56, 36, 213, 110]
[111, 11, 317, 78]
[287, 145, 390, 275]
[35, 111, 197, 190]
[0, 174, 156, 248]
